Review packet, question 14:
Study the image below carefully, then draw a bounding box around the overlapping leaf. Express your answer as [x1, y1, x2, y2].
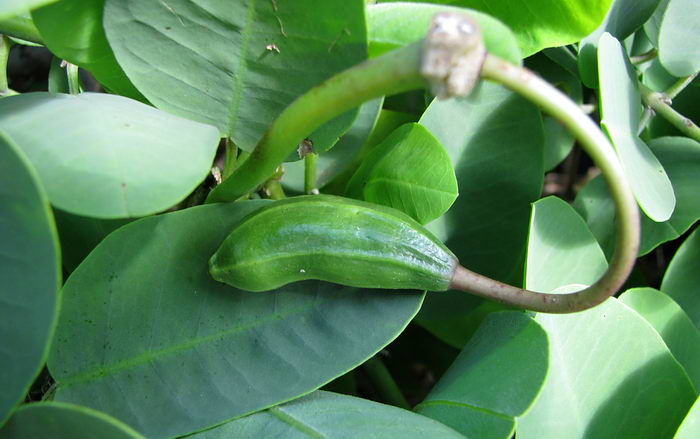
[0, 0, 56, 18]
[662, 228, 700, 328]
[656, 0, 700, 77]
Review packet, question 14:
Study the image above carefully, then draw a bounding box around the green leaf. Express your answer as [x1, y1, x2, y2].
[578, 0, 661, 87]
[620, 288, 700, 391]
[190, 391, 464, 438]
[0, 133, 60, 426]
[526, 53, 583, 171]
[49, 201, 424, 439]
[103, 0, 367, 151]
[31, 0, 145, 101]
[366, 3, 521, 63]
[0, 92, 220, 219]
[598, 32, 675, 222]
[525, 196, 607, 292]
[0, 402, 144, 439]
[676, 396, 700, 439]
[657, 0, 700, 77]
[517, 298, 696, 438]
[282, 98, 383, 193]
[662, 228, 700, 329]
[379, 0, 612, 57]
[574, 137, 700, 258]
[415, 81, 543, 346]
[346, 123, 458, 225]
[0, 0, 56, 18]
[415, 311, 548, 439]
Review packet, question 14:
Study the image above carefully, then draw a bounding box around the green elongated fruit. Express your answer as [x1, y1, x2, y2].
[209, 195, 458, 292]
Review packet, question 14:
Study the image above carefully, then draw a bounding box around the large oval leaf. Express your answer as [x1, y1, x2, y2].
[49, 201, 424, 439]
[0, 92, 220, 218]
[0, 402, 144, 439]
[0, 133, 60, 426]
[31, 0, 145, 100]
[103, 0, 367, 151]
[191, 391, 464, 438]
[657, 0, 700, 77]
[416, 311, 548, 439]
[517, 298, 696, 438]
[367, 3, 521, 63]
[346, 123, 458, 225]
[662, 228, 700, 329]
[598, 32, 675, 222]
[414, 81, 544, 347]
[620, 288, 700, 391]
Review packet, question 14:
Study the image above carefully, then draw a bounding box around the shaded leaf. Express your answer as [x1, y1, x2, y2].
[0, 133, 61, 426]
[191, 391, 464, 438]
[620, 288, 700, 391]
[415, 311, 548, 439]
[598, 32, 675, 222]
[662, 228, 700, 329]
[49, 201, 424, 439]
[0, 402, 144, 439]
[657, 0, 700, 77]
[0, 92, 220, 218]
[103, 0, 367, 150]
[346, 123, 458, 224]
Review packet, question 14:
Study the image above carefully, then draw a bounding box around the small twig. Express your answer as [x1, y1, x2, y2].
[362, 355, 410, 409]
[263, 166, 286, 200]
[639, 83, 700, 143]
[222, 138, 237, 180]
[63, 61, 81, 95]
[304, 152, 319, 194]
[630, 48, 658, 65]
[0, 35, 10, 96]
[666, 71, 699, 100]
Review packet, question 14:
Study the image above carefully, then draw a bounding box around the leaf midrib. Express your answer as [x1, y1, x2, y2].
[226, 0, 258, 136]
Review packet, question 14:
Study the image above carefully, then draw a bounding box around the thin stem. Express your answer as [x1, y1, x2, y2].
[639, 83, 700, 143]
[0, 35, 10, 95]
[304, 152, 318, 194]
[263, 166, 286, 200]
[453, 54, 640, 313]
[206, 41, 426, 203]
[362, 355, 410, 409]
[666, 71, 698, 100]
[0, 16, 43, 45]
[630, 48, 658, 65]
[222, 138, 237, 180]
[65, 62, 80, 95]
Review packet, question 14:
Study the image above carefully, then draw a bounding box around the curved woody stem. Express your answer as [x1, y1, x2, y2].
[208, 13, 640, 313]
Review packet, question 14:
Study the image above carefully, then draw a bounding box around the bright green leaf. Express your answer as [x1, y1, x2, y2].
[416, 311, 548, 438]
[662, 228, 700, 329]
[525, 196, 607, 293]
[103, 0, 367, 151]
[0, 133, 61, 426]
[191, 391, 464, 438]
[675, 396, 700, 439]
[0, 402, 144, 439]
[0, 0, 56, 18]
[367, 3, 521, 63]
[657, 0, 700, 77]
[518, 298, 696, 438]
[31, 0, 145, 101]
[0, 92, 220, 219]
[49, 201, 424, 439]
[598, 32, 675, 222]
[346, 123, 458, 225]
[620, 288, 700, 391]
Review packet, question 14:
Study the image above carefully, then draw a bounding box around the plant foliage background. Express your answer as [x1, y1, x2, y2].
[0, 0, 699, 438]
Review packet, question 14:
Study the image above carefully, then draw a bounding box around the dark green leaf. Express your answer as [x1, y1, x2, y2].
[415, 311, 548, 439]
[346, 123, 458, 225]
[0, 92, 220, 218]
[103, 0, 367, 150]
[191, 391, 464, 438]
[0, 133, 60, 425]
[662, 228, 700, 328]
[0, 402, 144, 439]
[49, 201, 424, 439]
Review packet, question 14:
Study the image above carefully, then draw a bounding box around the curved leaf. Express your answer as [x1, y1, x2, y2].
[191, 391, 464, 438]
[658, 0, 700, 77]
[662, 228, 700, 328]
[416, 311, 548, 439]
[0, 0, 56, 18]
[49, 201, 424, 439]
[346, 123, 458, 225]
[518, 298, 696, 438]
[367, 3, 521, 63]
[0, 402, 144, 439]
[0, 133, 60, 426]
[598, 32, 675, 222]
[103, 0, 367, 150]
[0, 92, 220, 218]
[620, 288, 700, 391]
[31, 0, 145, 100]
[676, 396, 700, 439]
